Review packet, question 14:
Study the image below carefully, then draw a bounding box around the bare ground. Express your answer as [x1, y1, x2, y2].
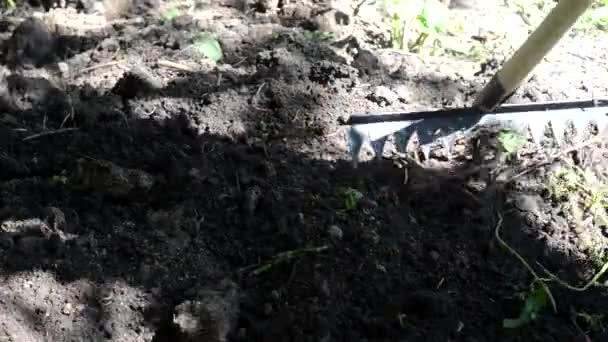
[1, 0, 608, 341]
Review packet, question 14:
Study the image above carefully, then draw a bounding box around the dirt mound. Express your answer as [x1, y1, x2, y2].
[1, 0, 608, 341]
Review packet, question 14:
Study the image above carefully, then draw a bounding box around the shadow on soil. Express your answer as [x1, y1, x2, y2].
[1, 84, 607, 341]
[0, 6, 607, 342]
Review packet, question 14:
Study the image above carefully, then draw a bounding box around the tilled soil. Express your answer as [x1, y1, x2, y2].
[1, 0, 608, 341]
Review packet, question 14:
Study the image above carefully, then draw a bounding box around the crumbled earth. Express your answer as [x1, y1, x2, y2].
[1, 0, 608, 341]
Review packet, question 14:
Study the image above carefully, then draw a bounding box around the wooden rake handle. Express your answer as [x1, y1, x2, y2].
[474, 0, 593, 112]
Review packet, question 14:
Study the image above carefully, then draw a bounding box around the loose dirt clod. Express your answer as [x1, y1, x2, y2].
[3, 17, 56, 68]
[173, 279, 239, 342]
[71, 158, 157, 199]
[103, 0, 160, 20]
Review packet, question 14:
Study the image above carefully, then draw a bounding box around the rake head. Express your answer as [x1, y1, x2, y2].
[344, 99, 608, 167]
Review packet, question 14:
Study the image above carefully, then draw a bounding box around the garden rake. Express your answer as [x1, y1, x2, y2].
[344, 0, 608, 167]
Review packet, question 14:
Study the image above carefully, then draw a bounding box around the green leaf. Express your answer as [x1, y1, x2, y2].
[497, 128, 526, 154]
[193, 34, 223, 62]
[162, 5, 180, 21]
[416, 0, 448, 33]
[503, 283, 549, 328]
[343, 188, 364, 211]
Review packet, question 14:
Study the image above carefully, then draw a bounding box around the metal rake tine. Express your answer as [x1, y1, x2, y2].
[571, 118, 588, 137]
[395, 128, 416, 155]
[371, 135, 389, 160]
[348, 127, 364, 168]
[347, 120, 419, 167]
[528, 121, 547, 145]
[549, 119, 566, 145]
[420, 144, 431, 162]
[440, 134, 458, 160]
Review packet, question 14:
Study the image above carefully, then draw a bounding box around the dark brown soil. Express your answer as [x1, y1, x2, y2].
[1, 0, 608, 341]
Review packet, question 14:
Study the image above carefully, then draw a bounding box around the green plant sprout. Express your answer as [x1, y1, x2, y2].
[381, 0, 448, 53]
[503, 280, 550, 328]
[303, 31, 336, 42]
[557, 0, 608, 32]
[343, 188, 364, 211]
[546, 167, 583, 201]
[162, 5, 180, 22]
[409, 0, 447, 54]
[240, 246, 329, 276]
[574, 310, 606, 333]
[496, 128, 527, 162]
[381, 0, 408, 49]
[193, 33, 223, 62]
[48, 174, 68, 187]
[579, 4, 608, 31]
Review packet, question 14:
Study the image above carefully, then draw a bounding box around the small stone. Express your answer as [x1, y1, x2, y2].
[43, 206, 67, 231]
[367, 86, 399, 106]
[362, 230, 380, 245]
[100, 37, 120, 52]
[172, 279, 239, 342]
[296, 213, 305, 224]
[352, 49, 379, 75]
[393, 84, 412, 103]
[362, 198, 378, 210]
[242, 186, 262, 215]
[328, 225, 343, 240]
[429, 250, 440, 262]
[4, 17, 55, 68]
[263, 302, 273, 315]
[111, 65, 164, 99]
[57, 62, 69, 76]
[172, 15, 194, 30]
[62, 302, 73, 315]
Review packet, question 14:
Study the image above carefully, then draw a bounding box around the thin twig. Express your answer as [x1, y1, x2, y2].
[110, 46, 122, 60]
[78, 60, 125, 74]
[106, 17, 145, 26]
[494, 212, 558, 313]
[157, 59, 194, 72]
[60, 94, 75, 129]
[239, 246, 329, 276]
[22, 128, 78, 142]
[251, 82, 270, 111]
[537, 260, 608, 292]
[253, 82, 266, 102]
[232, 57, 248, 67]
[173, 45, 193, 59]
